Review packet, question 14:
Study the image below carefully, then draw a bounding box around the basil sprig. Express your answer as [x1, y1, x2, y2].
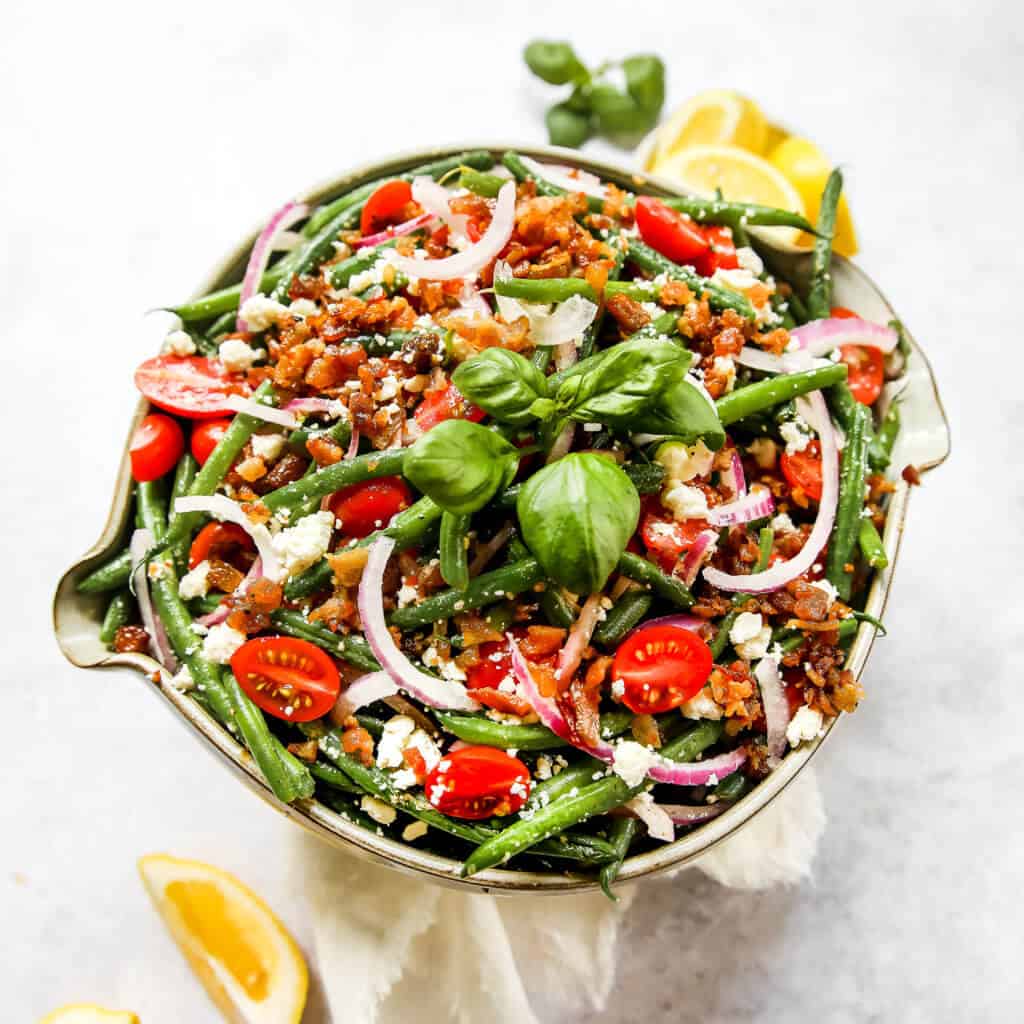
[451, 339, 725, 450]
[403, 420, 519, 515]
[517, 453, 640, 594]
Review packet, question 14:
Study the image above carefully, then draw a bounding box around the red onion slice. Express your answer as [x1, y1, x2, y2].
[358, 537, 480, 710]
[624, 613, 704, 641]
[658, 802, 730, 826]
[283, 397, 346, 418]
[707, 486, 775, 527]
[334, 670, 399, 716]
[545, 422, 576, 464]
[174, 495, 283, 582]
[390, 182, 515, 282]
[354, 211, 436, 250]
[411, 177, 469, 238]
[557, 593, 605, 684]
[679, 529, 719, 586]
[520, 157, 608, 200]
[237, 200, 308, 332]
[790, 316, 898, 356]
[721, 450, 747, 499]
[703, 390, 838, 594]
[735, 346, 830, 375]
[645, 746, 747, 787]
[129, 529, 178, 671]
[755, 657, 789, 765]
[224, 394, 297, 429]
[344, 427, 361, 461]
[624, 794, 675, 842]
[197, 556, 262, 628]
[453, 280, 492, 318]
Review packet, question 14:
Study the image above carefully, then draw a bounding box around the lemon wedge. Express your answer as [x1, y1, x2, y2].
[646, 89, 768, 167]
[38, 1007, 139, 1024]
[137, 854, 308, 1024]
[651, 143, 807, 248]
[768, 136, 859, 256]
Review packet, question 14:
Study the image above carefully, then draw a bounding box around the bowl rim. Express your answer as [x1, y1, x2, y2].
[53, 141, 950, 894]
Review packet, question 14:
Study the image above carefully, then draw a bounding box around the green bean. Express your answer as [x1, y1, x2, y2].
[506, 533, 531, 563]
[523, 755, 606, 811]
[774, 616, 858, 654]
[262, 448, 405, 513]
[435, 713, 566, 752]
[326, 239, 399, 289]
[287, 416, 352, 455]
[617, 551, 693, 608]
[662, 195, 816, 234]
[271, 608, 380, 673]
[494, 463, 664, 513]
[203, 310, 237, 345]
[826, 402, 870, 599]
[462, 721, 723, 875]
[172, 270, 286, 322]
[593, 589, 653, 647]
[162, 380, 275, 550]
[531, 347, 553, 372]
[439, 511, 471, 590]
[625, 240, 756, 318]
[710, 527, 774, 659]
[316, 788, 393, 833]
[716, 363, 848, 425]
[77, 548, 133, 594]
[189, 593, 227, 616]
[460, 168, 507, 198]
[540, 587, 576, 630]
[309, 759, 362, 795]
[600, 816, 638, 900]
[284, 495, 443, 600]
[99, 590, 133, 645]
[873, 401, 900, 469]
[858, 516, 888, 569]
[135, 480, 168, 544]
[629, 311, 679, 341]
[168, 454, 198, 527]
[785, 288, 810, 325]
[389, 558, 545, 630]
[711, 771, 750, 802]
[493, 276, 597, 304]
[806, 168, 843, 320]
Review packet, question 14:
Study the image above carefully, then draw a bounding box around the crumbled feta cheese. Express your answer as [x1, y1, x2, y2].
[162, 329, 196, 356]
[779, 417, 811, 455]
[730, 612, 772, 661]
[376, 715, 417, 769]
[238, 294, 287, 331]
[711, 355, 737, 393]
[202, 623, 247, 664]
[747, 437, 778, 469]
[402, 820, 429, 842]
[422, 644, 467, 682]
[250, 433, 286, 461]
[679, 688, 723, 721]
[272, 510, 334, 577]
[169, 665, 194, 691]
[771, 512, 796, 534]
[611, 678, 625, 699]
[712, 267, 759, 292]
[612, 741, 658, 788]
[219, 338, 261, 373]
[736, 246, 764, 276]
[809, 579, 839, 609]
[178, 560, 211, 600]
[662, 483, 709, 521]
[361, 796, 397, 826]
[288, 298, 319, 318]
[786, 705, 825, 747]
[656, 440, 714, 484]
[535, 755, 554, 780]
[396, 581, 420, 608]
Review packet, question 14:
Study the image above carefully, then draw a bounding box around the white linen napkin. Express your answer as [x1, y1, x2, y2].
[297, 766, 825, 1024]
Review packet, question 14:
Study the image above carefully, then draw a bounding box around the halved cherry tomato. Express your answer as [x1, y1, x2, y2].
[612, 624, 713, 715]
[328, 477, 413, 539]
[188, 521, 256, 571]
[634, 196, 710, 265]
[780, 439, 823, 502]
[640, 508, 709, 572]
[692, 225, 740, 278]
[129, 413, 184, 482]
[466, 640, 514, 692]
[839, 345, 884, 405]
[360, 180, 413, 236]
[413, 382, 486, 432]
[190, 417, 233, 466]
[230, 636, 340, 722]
[135, 355, 250, 419]
[424, 746, 531, 819]
[829, 306, 858, 319]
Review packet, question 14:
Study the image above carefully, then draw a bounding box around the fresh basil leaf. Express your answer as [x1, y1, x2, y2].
[451, 349, 549, 426]
[546, 102, 592, 149]
[588, 82, 657, 141]
[621, 55, 666, 116]
[523, 40, 588, 85]
[404, 420, 518, 515]
[517, 453, 640, 595]
[624, 376, 726, 450]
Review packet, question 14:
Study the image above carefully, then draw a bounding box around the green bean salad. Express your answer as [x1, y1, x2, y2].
[80, 149, 908, 891]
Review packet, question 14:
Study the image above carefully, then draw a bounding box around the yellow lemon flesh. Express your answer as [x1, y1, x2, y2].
[769, 136, 859, 256]
[652, 143, 807, 248]
[647, 89, 768, 167]
[38, 1007, 139, 1024]
[137, 854, 307, 1024]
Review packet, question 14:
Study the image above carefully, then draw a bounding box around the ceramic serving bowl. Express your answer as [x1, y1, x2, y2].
[53, 143, 950, 894]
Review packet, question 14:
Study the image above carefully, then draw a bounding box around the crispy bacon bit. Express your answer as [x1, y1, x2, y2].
[443, 314, 532, 355]
[902, 464, 922, 486]
[631, 713, 662, 749]
[558, 673, 602, 748]
[259, 451, 308, 492]
[342, 721, 375, 766]
[473, 688, 534, 717]
[455, 613, 504, 647]
[756, 327, 790, 355]
[307, 435, 344, 466]
[326, 547, 369, 588]
[207, 559, 245, 594]
[286, 739, 319, 763]
[113, 625, 150, 654]
[308, 595, 356, 631]
[605, 293, 652, 334]
[520, 625, 567, 661]
[660, 279, 695, 307]
[235, 456, 267, 483]
[709, 662, 756, 721]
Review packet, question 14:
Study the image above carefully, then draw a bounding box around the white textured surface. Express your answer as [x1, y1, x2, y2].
[4, 0, 1023, 1020]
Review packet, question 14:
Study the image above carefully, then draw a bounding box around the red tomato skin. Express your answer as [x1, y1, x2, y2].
[190, 418, 233, 466]
[414, 382, 486, 432]
[188, 521, 255, 570]
[466, 641, 513, 691]
[135, 355, 250, 419]
[360, 180, 413, 235]
[780, 440, 824, 502]
[839, 345, 885, 405]
[130, 413, 185, 483]
[230, 637, 340, 722]
[640, 509, 709, 572]
[634, 196, 710, 265]
[424, 746, 531, 820]
[328, 477, 413, 539]
[829, 306, 858, 319]
[612, 624, 713, 714]
[692, 225, 740, 277]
